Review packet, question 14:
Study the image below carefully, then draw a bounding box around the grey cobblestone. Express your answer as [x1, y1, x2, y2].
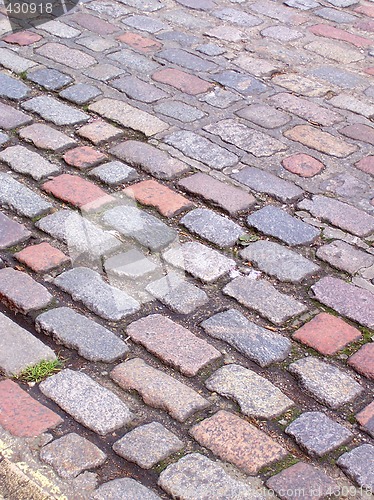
[59, 83, 102, 105]
[111, 75, 168, 102]
[0, 102, 32, 130]
[0, 212, 30, 249]
[212, 70, 268, 95]
[27, 69, 73, 91]
[89, 161, 138, 185]
[122, 14, 167, 33]
[206, 364, 293, 418]
[36, 307, 129, 363]
[104, 249, 157, 279]
[92, 478, 161, 500]
[22, 96, 89, 126]
[109, 49, 160, 74]
[224, 277, 307, 325]
[201, 309, 291, 366]
[157, 48, 217, 71]
[154, 100, 205, 122]
[0, 47, 37, 73]
[40, 369, 133, 435]
[0, 145, 60, 181]
[337, 445, 374, 490]
[19, 123, 76, 152]
[316, 240, 374, 275]
[0, 73, 30, 100]
[236, 104, 290, 129]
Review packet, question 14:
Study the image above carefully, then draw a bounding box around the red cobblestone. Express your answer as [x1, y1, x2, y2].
[348, 344, 374, 380]
[355, 19, 374, 33]
[77, 121, 123, 145]
[364, 68, 374, 76]
[152, 68, 213, 95]
[340, 124, 374, 146]
[69, 12, 119, 35]
[42, 174, 114, 212]
[356, 401, 374, 438]
[355, 156, 374, 176]
[190, 410, 287, 475]
[309, 24, 372, 48]
[354, 4, 374, 18]
[117, 32, 162, 52]
[2, 31, 42, 45]
[293, 313, 362, 356]
[282, 153, 324, 178]
[15, 242, 69, 272]
[124, 180, 194, 217]
[63, 146, 107, 169]
[0, 379, 63, 437]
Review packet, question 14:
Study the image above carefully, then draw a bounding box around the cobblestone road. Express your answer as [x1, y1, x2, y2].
[0, 0, 373, 498]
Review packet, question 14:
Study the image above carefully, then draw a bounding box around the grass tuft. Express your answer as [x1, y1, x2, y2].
[15, 358, 63, 383]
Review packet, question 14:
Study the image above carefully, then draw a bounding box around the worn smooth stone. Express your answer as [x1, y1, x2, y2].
[0, 267, 53, 314]
[0, 312, 56, 376]
[299, 195, 374, 237]
[36, 307, 128, 363]
[113, 422, 184, 469]
[206, 364, 293, 418]
[181, 208, 243, 248]
[246, 206, 320, 246]
[0, 212, 31, 249]
[163, 241, 236, 283]
[111, 358, 210, 422]
[54, 267, 140, 321]
[201, 309, 291, 367]
[36, 210, 122, 262]
[232, 166, 303, 202]
[105, 249, 157, 279]
[89, 161, 138, 186]
[224, 277, 307, 325]
[40, 369, 133, 435]
[146, 273, 209, 314]
[159, 452, 264, 499]
[241, 240, 319, 283]
[312, 277, 374, 329]
[40, 433, 107, 478]
[102, 205, 176, 252]
[285, 412, 353, 457]
[289, 357, 363, 409]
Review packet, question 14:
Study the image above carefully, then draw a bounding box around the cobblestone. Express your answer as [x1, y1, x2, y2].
[59, 83, 102, 105]
[63, 146, 107, 169]
[89, 161, 138, 185]
[154, 100, 205, 122]
[0, 212, 31, 249]
[0, 102, 32, 130]
[36, 209, 121, 261]
[0, 310, 56, 376]
[54, 267, 140, 320]
[158, 453, 263, 499]
[246, 206, 320, 246]
[0, 145, 60, 180]
[312, 277, 374, 329]
[205, 119, 287, 157]
[337, 445, 374, 490]
[92, 478, 161, 500]
[124, 179, 193, 217]
[165, 130, 238, 169]
[113, 422, 183, 468]
[22, 96, 89, 126]
[340, 123, 374, 146]
[15, 242, 69, 273]
[89, 98, 168, 136]
[316, 240, 374, 275]
[40, 369, 133, 435]
[224, 277, 307, 324]
[146, 272, 209, 314]
[158, 48, 217, 72]
[0, 172, 49, 217]
[282, 154, 324, 178]
[266, 462, 338, 499]
[102, 205, 176, 251]
[240, 240, 319, 283]
[27, 69, 72, 91]
[36, 307, 128, 362]
[163, 241, 235, 283]
[111, 358, 210, 421]
[178, 173, 255, 215]
[236, 104, 290, 129]
[110, 140, 189, 179]
[330, 95, 374, 120]
[232, 166, 303, 202]
[201, 309, 291, 366]
[180, 208, 243, 247]
[19, 123, 76, 152]
[0, 73, 30, 100]
[289, 357, 363, 409]
[77, 121, 123, 145]
[0, 268, 53, 314]
[348, 344, 374, 380]
[128, 314, 220, 376]
[293, 313, 362, 355]
[0, 47, 37, 73]
[0, 379, 62, 437]
[286, 412, 352, 457]
[104, 249, 157, 279]
[356, 402, 374, 438]
[36, 43, 96, 69]
[206, 364, 293, 418]
[152, 68, 213, 94]
[212, 70, 268, 95]
[40, 433, 106, 478]
[190, 410, 287, 475]
[111, 75, 168, 103]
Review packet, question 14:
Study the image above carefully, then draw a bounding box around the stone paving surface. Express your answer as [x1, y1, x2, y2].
[0, 0, 373, 497]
